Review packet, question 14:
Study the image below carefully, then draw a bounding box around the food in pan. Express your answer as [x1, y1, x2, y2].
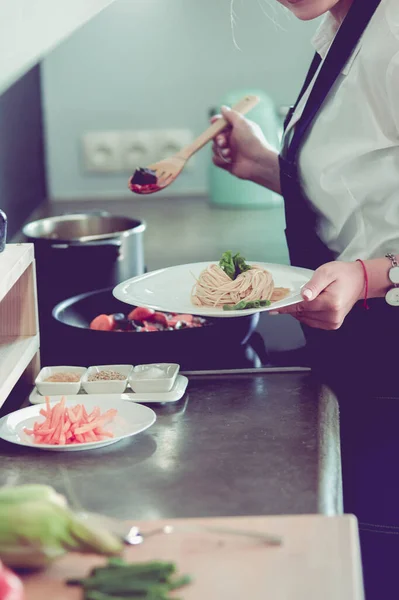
[89, 307, 209, 332]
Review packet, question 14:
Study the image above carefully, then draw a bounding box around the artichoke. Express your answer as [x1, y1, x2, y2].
[0, 485, 123, 569]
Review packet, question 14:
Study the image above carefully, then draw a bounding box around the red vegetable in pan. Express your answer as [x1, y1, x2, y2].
[89, 314, 115, 332]
[89, 307, 208, 333]
[128, 307, 155, 322]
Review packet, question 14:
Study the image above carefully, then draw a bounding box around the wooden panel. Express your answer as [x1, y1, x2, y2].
[0, 244, 40, 406]
[23, 351, 41, 386]
[0, 244, 34, 304]
[0, 263, 38, 337]
[23, 515, 364, 600]
[0, 336, 40, 407]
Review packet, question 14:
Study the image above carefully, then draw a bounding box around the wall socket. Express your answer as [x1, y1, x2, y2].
[82, 129, 194, 174]
[82, 131, 122, 173]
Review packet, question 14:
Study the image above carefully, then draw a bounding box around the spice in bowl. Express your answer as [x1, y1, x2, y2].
[44, 372, 81, 383]
[88, 370, 126, 382]
[133, 366, 167, 380]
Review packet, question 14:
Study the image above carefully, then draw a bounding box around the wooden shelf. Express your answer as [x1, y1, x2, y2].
[0, 336, 40, 406]
[0, 243, 40, 408]
[0, 244, 34, 304]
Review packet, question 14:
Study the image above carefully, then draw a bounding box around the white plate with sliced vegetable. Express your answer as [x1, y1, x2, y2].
[113, 252, 314, 318]
[0, 396, 156, 451]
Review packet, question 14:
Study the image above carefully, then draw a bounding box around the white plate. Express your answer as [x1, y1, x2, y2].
[113, 261, 314, 318]
[29, 375, 189, 405]
[0, 397, 156, 452]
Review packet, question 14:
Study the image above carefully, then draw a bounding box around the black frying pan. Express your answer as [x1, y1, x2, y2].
[50, 288, 260, 369]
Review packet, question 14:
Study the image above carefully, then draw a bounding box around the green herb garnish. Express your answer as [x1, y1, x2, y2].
[219, 251, 252, 280]
[223, 299, 271, 311]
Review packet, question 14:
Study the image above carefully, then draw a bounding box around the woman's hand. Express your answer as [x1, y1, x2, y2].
[273, 261, 366, 330]
[211, 106, 281, 194]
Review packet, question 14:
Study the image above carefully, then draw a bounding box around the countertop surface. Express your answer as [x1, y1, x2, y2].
[2, 198, 342, 518]
[0, 372, 341, 518]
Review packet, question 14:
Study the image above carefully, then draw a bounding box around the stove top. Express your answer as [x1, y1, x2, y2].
[40, 303, 309, 373]
[179, 313, 309, 372]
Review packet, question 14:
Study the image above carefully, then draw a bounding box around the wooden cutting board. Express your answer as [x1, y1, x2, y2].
[23, 515, 364, 600]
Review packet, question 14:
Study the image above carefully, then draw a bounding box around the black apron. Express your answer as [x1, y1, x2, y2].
[279, 2, 399, 598]
[280, 0, 399, 399]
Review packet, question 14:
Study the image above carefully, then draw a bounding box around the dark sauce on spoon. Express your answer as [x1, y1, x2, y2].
[129, 168, 161, 194]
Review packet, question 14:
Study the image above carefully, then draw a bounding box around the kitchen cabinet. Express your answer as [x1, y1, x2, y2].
[0, 244, 40, 407]
[0, 0, 115, 94]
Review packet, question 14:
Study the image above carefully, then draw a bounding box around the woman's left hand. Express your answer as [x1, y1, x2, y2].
[273, 261, 366, 330]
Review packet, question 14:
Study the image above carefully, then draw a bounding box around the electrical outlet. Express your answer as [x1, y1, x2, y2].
[154, 129, 195, 169]
[82, 131, 122, 173]
[120, 131, 157, 173]
[81, 129, 196, 175]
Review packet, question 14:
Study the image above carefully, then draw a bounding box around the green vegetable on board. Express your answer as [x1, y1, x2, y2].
[0, 485, 123, 570]
[68, 558, 192, 599]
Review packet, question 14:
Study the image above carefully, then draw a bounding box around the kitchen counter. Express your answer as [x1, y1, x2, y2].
[0, 372, 342, 518]
[2, 199, 342, 518]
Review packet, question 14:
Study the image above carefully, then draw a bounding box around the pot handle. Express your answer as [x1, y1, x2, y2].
[61, 210, 111, 217]
[50, 238, 121, 261]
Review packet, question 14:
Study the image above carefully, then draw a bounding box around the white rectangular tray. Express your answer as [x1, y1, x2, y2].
[29, 375, 188, 405]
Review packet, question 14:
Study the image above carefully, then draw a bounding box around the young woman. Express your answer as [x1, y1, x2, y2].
[212, 0, 399, 598]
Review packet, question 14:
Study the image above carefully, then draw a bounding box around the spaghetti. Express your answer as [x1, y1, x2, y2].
[192, 263, 289, 308]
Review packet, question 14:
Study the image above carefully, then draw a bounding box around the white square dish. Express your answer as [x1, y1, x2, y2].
[35, 366, 87, 396]
[82, 365, 133, 394]
[129, 363, 180, 393]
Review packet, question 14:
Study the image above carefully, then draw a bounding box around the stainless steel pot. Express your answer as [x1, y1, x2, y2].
[23, 213, 146, 282]
[23, 212, 146, 332]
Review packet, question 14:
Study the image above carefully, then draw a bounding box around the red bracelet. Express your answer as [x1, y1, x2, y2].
[356, 259, 370, 310]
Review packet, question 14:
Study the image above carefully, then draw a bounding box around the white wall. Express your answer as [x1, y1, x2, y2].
[0, 0, 114, 95]
[42, 0, 319, 200]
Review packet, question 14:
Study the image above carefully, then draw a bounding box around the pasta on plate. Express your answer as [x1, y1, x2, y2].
[191, 252, 290, 311]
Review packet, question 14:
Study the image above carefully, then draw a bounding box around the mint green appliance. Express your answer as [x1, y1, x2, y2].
[208, 89, 282, 209]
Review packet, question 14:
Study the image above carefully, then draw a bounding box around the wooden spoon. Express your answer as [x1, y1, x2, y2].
[128, 94, 260, 195]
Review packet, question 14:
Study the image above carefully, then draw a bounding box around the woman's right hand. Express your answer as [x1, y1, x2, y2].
[212, 106, 281, 195]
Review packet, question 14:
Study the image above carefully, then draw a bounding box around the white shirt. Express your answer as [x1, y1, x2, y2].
[286, 0, 399, 262]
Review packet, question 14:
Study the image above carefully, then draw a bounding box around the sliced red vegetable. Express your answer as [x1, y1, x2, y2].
[89, 314, 114, 331]
[89, 307, 208, 333]
[0, 561, 24, 600]
[24, 398, 117, 445]
[177, 314, 194, 323]
[143, 322, 158, 332]
[168, 314, 193, 327]
[153, 312, 169, 327]
[128, 307, 155, 322]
